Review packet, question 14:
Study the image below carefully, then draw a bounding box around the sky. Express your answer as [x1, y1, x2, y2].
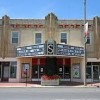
[0, 0, 100, 19]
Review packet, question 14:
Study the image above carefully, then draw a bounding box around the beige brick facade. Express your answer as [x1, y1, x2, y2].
[0, 13, 100, 83]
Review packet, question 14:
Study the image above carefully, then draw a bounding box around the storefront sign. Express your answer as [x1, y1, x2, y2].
[72, 64, 80, 78]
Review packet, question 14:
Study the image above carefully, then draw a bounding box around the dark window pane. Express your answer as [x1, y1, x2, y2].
[10, 62, 17, 78]
[12, 38, 18, 43]
[61, 33, 66, 38]
[12, 32, 18, 37]
[61, 39, 67, 43]
[12, 32, 18, 43]
[36, 33, 41, 38]
[35, 33, 41, 44]
[36, 38, 41, 44]
[86, 38, 90, 44]
[86, 66, 91, 79]
[61, 33, 67, 44]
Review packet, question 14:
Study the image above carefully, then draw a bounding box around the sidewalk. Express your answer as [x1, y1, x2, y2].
[0, 82, 100, 88]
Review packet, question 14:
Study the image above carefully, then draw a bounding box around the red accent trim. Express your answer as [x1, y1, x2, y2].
[10, 24, 15, 28]
[64, 24, 69, 28]
[65, 58, 71, 65]
[70, 25, 74, 28]
[32, 58, 38, 65]
[22, 24, 27, 28]
[57, 58, 63, 65]
[59, 25, 63, 28]
[39, 24, 43, 28]
[40, 58, 46, 65]
[27, 24, 31, 28]
[34, 24, 38, 28]
[75, 24, 80, 28]
[88, 25, 92, 28]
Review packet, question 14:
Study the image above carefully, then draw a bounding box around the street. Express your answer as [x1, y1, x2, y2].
[0, 87, 100, 100]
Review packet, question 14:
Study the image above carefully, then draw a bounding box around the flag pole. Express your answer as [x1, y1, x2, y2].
[84, 0, 87, 86]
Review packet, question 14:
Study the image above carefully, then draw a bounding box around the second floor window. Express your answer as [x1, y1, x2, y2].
[12, 31, 19, 43]
[61, 33, 67, 44]
[35, 33, 41, 44]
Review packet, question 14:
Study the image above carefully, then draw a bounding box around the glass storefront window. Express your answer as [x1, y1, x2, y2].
[86, 66, 92, 79]
[10, 62, 17, 78]
[0, 65, 1, 78]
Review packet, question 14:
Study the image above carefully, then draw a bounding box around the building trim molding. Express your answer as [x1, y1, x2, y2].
[87, 58, 100, 62]
[0, 58, 17, 61]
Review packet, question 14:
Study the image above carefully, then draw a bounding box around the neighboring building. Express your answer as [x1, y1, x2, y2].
[0, 13, 100, 83]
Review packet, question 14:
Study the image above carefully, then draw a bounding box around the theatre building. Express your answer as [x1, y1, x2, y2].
[0, 13, 100, 83]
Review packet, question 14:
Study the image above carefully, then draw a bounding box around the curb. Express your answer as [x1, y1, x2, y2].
[0, 85, 98, 88]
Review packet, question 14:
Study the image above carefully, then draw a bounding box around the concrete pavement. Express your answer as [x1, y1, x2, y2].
[0, 81, 100, 88]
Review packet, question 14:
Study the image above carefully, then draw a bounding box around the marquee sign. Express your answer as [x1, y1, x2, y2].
[17, 43, 84, 57]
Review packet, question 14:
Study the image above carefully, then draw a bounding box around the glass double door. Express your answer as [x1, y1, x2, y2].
[93, 65, 100, 82]
[57, 65, 71, 79]
[32, 65, 45, 79]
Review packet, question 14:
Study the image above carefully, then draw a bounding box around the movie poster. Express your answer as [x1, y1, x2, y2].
[21, 63, 30, 78]
[73, 64, 80, 78]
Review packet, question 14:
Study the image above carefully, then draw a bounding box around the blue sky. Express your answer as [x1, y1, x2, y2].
[0, 0, 100, 19]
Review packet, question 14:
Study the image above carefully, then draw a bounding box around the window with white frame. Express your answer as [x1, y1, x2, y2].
[11, 31, 19, 43]
[61, 33, 67, 44]
[35, 33, 41, 44]
[86, 33, 91, 44]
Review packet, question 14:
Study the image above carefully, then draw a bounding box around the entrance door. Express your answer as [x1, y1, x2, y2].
[2, 66, 9, 81]
[0, 62, 10, 82]
[93, 65, 99, 82]
[32, 65, 45, 79]
[32, 65, 38, 79]
[0, 65, 1, 81]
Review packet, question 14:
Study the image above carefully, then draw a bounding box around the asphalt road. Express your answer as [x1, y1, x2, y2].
[0, 87, 100, 100]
